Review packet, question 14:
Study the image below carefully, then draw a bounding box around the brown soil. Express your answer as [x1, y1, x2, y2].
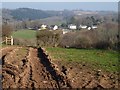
[1, 46, 119, 89]
[2, 47, 71, 89]
[52, 59, 119, 89]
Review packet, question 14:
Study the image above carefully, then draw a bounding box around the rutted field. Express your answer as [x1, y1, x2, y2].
[1, 46, 72, 88]
[1, 46, 119, 89]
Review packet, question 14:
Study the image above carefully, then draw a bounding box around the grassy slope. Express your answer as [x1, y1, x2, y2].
[45, 47, 118, 72]
[12, 30, 36, 39]
[40, 16, 66, 26]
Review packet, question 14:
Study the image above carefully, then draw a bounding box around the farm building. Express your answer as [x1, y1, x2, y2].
[53, 25, 58, 30]
[50, 25, 58, 30]
[39, 24, 47, 30]
[68, 24, 77, 30]
[79, 25, 87, 29]
[91, 25, 97, 29]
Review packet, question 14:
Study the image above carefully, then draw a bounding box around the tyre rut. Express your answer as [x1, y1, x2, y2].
[2, 47, 72, 89]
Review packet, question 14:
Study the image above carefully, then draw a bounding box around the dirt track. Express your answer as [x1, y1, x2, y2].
[1, 47, 71, 89]
[1, 46, 119, 89]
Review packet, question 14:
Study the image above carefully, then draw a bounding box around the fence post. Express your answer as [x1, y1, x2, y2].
[6, 37, 7, 45]
[11, 36, 13, 45]
[5, 36, 14, 45]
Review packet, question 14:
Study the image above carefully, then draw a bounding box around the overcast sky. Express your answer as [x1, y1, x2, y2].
[2, 2, 118, 11]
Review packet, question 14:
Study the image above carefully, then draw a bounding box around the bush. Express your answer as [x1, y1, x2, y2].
[14, 38, 37, 46]
[36, 30, 62, 47]
[95, 23, 118, 49]
[59, 22, 118, 50]
[59, 31, 93, 48]
[59, 32, 77, 48]
[74, 35, 92, 48]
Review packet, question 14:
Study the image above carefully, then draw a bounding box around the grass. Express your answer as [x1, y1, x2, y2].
[12, 29, 36, 39]
[45, 47, 118, 72]
[16, 47, 28, 58]
[0, 43, 11, 48]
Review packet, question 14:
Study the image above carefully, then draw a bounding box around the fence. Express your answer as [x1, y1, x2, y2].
[5, 36, 13, 45]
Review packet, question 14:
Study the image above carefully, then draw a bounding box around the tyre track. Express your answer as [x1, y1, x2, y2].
[2, 46, 119, 89]
[2, 47, 59, 88]
[2, 47, 28, 88]
[38, 47, 72, 89]
[1, 47, 19, 88]
[26, 47, 58, 88]
[0, 47, 16, 65]
[2, 47, 72, 89]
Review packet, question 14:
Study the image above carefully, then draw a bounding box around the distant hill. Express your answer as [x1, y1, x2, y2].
[11, 8, 54, 20]
[2, 8, 91, 21]
[2, 8, 57, 21]
[39, 16, 66, 26]
[2, 8, 117, 22]
[2, 8, 14, 22]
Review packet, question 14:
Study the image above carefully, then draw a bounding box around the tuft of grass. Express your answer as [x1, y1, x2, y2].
[45, 47, 118, 72]
[16, 47, 28, 57]
[12, 30, 36, 39]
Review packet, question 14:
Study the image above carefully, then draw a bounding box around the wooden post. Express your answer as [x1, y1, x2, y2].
[11, 36, 13, 45]
[5, 36, 14, 45]
[6, 37, 7, 45]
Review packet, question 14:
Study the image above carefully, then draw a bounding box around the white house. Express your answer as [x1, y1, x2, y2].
[40, 24, 47, 30]
[87, 27, 92, 30]
[79, 25, 87, 29]
[92, 25, 97, 29]
[87, 25, 97, 30]
[53, 25, 58, 30]
[68, 24, 77, 30]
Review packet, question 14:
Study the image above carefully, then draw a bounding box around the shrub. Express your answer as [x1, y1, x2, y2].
[74, 35, 92, 48]
[14, 38, 37, 46]
[36, 30, 62, 47]
[59, 31, 93, 48]
[59, 22, 118, 50]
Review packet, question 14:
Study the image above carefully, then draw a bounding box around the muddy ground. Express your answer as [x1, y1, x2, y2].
[1, 46, 119, 89]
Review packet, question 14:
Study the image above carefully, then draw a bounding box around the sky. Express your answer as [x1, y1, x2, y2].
[2, 2, 118, 11]
[1, 0, 119, 2]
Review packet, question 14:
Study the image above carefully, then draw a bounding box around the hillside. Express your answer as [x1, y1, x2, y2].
[2, 8, 117, 23]
[2, 8, 56, 21]
[39, 16, 66, 25]
[11, 8, 53, 20]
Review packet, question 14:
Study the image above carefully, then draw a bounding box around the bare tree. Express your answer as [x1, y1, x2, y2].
[2, 24, 13, 37]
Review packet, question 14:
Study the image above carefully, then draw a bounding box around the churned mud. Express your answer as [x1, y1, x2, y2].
[1, 46, 119, 89]
[2, 47, 71, 89]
